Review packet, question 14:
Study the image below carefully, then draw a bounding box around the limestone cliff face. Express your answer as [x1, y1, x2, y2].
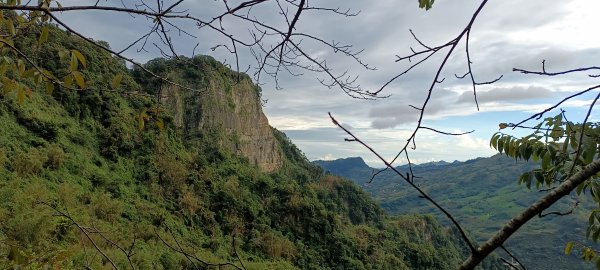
[160, 58, 283, 172]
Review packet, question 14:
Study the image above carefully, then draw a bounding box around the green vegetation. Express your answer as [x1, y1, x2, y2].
[0, 16, 478, 269]
[491, 115, 600, 265]
[316, 155, 598, 269]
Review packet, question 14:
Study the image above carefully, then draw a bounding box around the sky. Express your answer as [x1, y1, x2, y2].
[54, 0, 600, 167]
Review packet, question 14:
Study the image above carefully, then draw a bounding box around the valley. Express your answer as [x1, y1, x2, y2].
[315, 155, 598, 269]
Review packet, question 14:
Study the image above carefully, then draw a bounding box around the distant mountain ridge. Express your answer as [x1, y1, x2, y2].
[314, 154, 598, 270]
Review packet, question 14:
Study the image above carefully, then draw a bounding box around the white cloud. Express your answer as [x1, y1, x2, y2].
[51, 0, 600, 165]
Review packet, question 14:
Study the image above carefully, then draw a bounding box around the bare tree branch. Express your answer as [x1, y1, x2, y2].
[36, 201, 119, 270]
[329, 112, 477, 253]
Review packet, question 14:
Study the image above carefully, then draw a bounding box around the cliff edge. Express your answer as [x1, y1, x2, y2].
[142, 57, 283, 172]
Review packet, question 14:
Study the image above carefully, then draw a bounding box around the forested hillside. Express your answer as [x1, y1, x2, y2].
[0, 23, 495, 269]
[315, 155, 599, 269]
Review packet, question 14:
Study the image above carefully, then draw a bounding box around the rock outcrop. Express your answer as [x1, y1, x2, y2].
[160, 57, 283, 172]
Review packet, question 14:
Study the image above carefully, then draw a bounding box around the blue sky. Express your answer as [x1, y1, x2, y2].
[54, 0, 600, 166]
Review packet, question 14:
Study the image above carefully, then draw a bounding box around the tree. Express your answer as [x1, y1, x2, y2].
[1, 0, 599, 269]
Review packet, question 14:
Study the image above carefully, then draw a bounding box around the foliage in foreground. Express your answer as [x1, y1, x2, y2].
[492, 114, 600, 266]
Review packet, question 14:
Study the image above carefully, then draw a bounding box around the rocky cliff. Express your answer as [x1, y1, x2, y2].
[155, 57, 283, 172]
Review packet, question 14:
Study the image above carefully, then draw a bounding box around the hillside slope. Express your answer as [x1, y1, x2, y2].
[0, 25, 491, 269]
[316, 155, 598, 270]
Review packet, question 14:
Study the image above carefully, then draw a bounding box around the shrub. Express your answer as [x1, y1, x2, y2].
[0, 148, 6, 168]
[12, 149, 46, 176]
[92, 193, 123, 223]
[45, 145, 66, 169]
[155, 154, 188, 190]
[256, 231, 297, 260]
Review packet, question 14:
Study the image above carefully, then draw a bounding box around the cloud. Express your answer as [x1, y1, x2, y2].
[53, 0, 600, 165]
[456, 86, 554, 104]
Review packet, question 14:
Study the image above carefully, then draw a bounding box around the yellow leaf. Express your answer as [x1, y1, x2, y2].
[64, 75, 73, 89]
[565, 242, 574, 255]
[5, 20, 15, 36]
[17, 85, 24, 104]
[1, 78, 14, 94]
[45, 82, 55, 94]
[71, 50, 86, 69]
[58, 50, 67, 61]
[69, 53, 78, 71]
[156, 119, 164, 130]
[17, 59, 25, 75]
[111, 74, 123, 89]
[72, 71, 85, 89]
[138, 116, 145, 130]
[22, 68, 36, 79]
[42, 69, 57, 80]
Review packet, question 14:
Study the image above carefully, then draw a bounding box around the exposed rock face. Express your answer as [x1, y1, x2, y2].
[161, 59, 283, 172]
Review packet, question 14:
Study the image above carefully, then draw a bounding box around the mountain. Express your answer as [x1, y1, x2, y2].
[0, 23, 501, 269]
[315, 155, 599, 270]
[142, 58, 283, 172]
[313, 157, 370, 177]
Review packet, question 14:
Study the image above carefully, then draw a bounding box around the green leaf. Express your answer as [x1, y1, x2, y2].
[490, 133, 500, 149]
[583, 134, 597, 164]
[497, 136, 504, 154]
[550, 126, 564, 141]
[418, 0, 435, 10]
[577, 182, 587, 196]
[38, 26, 49, 45]
[533, 171, 544, 189]
[69, 53, 78, 71]
[111, 74, 123, 90]
[523, 145, 533, 161]
[565, 242, 574, 255]
[71, 50, 86, 68]
[542, 151, 551, 170]
[503, 137, 511, 156]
